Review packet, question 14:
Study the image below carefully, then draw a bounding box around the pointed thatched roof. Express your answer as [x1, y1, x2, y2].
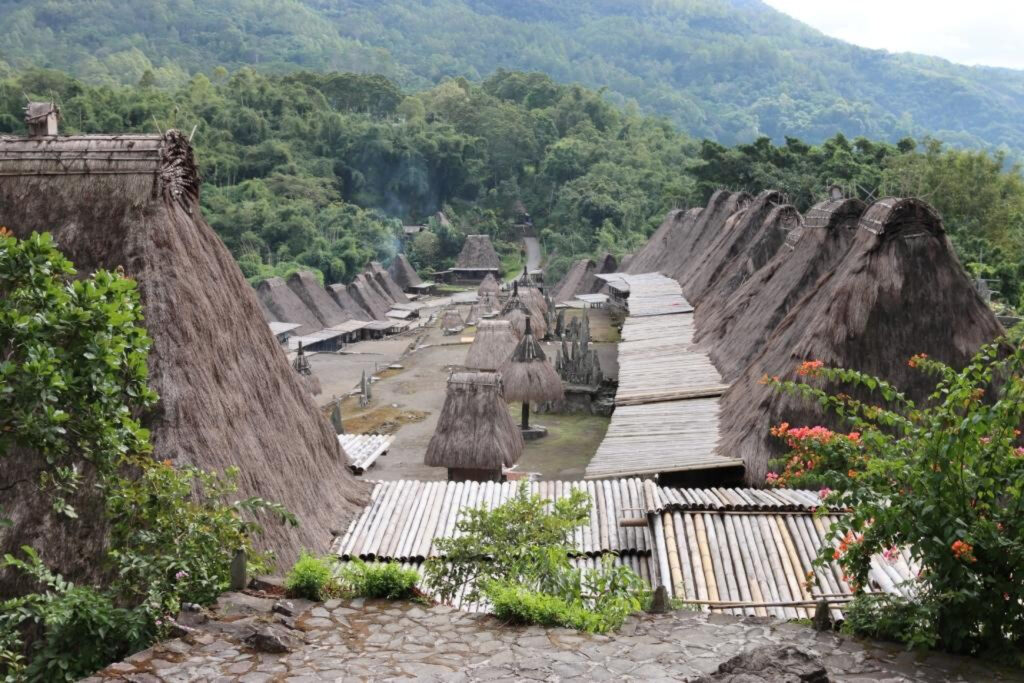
[684, 190, 784, 305]
[286, 270, 350, 327]
[465, 320, 519, 371]
[388, 253, 423, 290]
[699, 197, 865, 381]
[502, 285, 548, 339]
[441, 308, 464, 331]
[368, 261, 409, 303]
[464, 303, 481, 326]
[424, 371, 524, 470]
[718, 197, 1005, 485]
[327, 283, 374, 321]
[0, 130, 368, 591]
[455, 234, 501, 271]
[477, 272, 501, 297]
[627, 207, 701, 274]
[257, 276, 323, 336]
[550, 258, 595, 304]
[347, 273, 391, 320]
[500, 318, 565, 403]
[672, 191, 751, 286]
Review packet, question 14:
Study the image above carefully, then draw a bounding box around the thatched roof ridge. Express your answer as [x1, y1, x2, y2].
[424, 371, 524, 469]
[388, 254, 423, 290]
[257, 277, 323, 336]
[500, 319, 565, 403]
[684, 190, 783, 304]
[327, 283, 374, 321]
[700, 198, 864, 381]
[550, 258, 595, 303]
[0, 130, 367, 591]
[347, 273, 391, 320]
[477, 272, 500, 296]
[627, 208, 701, 275]
[670, 191, 749, 285]
[718, 197, 1004, 485]
[465, 320, 519, 370]
[455, 234, 500, 271]
[368, 261, 409, 303]
[286, 271, 350, 327]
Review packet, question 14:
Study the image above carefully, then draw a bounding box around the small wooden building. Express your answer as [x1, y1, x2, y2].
[451, 234, 501, 283]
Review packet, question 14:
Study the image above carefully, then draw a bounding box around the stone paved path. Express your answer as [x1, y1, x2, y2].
[85, 595, 1022, 682]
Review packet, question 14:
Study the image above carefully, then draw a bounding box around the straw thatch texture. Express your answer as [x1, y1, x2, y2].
[0, 131, 368, 593]
[718, 197, 1005, 485]
[671, 191, 750, 285]
[257, 276, 322, 335]
[465, 320, 519, 370]
[441, 308, 464, 331]
[684, 190, 784, 305]
[699, 198, 865, 381]
[500, 321, 565, 403]
[627, 208, 702, 275]
[424, 371, 524, 469]
[550, 258, 595, 303]
[454, 234, 500, 270]
[478, 292, 501, 315]
[387, 254, 423, 291]
[327, 283, 374, 321]
[347, 273, 391, 320]
[695, 203, 802, 327]
[368, 261, 409, 303]
[286, 270, 350, 327]
[477, 272, 500, 296]
[464, 304, 481, 326]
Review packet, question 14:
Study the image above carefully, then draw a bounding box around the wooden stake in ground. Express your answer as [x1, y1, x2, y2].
[500, 315, 564, 430]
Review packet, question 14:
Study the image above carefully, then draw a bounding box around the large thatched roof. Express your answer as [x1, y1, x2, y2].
[0, 130, 368, 591]
[465, 320, 519, 371]
[424, 371, 524, 470]
[626, 207, 702, 275]
[699, 197, 865, 381]
[327, 283, 374, 321]
[550, 258, 595, 303]
[717, 197, 1005, 485]
[666, 191, 749, 285]
[347, 273, 391, 320]
[286, 270, 349, 327]
[368, 261, 409, 303]
[454, 234, 500, 271]
[684, 190, 784, 305]
[387, 254, 423, 290]
[500, 318, 565, 403]
[257, 276, 322, 335]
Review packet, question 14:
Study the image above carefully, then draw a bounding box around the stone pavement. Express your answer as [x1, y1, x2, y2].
[85, 594, 1022, 682]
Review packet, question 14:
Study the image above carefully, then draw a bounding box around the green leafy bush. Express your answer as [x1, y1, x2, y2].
[766, 342, 1024, 658]
[424, 483, 648, 633]
[286, 553, 339, 601]
[841, 593, 939, 650]
[340, 560, 419, 600]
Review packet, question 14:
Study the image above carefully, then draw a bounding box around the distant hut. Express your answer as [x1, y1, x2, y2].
[718, 197, 1005, 485]
[502, 282, 548, 339]
[500, 316, 565, 433]
[477, 272, 501, 297]
[452, 234, 501, 282]
[684, 190, 784, 306]
[440, 308, 464, 334]
[700, 197, 865, 381]
[0, 118, 367, 591]
[465, 320, 519, 371]
[328, 283, 374, 322]
[257, 276, 322, 335]
[478, 291, 501, 317]
[286, 270, 350, 327]
[368, 261, 409, 303]
[424, 371, 524, 481]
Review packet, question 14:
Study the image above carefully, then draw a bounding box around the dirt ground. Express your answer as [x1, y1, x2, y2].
[307, 299, 619, 482]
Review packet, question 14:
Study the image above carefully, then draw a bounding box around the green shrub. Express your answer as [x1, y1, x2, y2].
[340, 559, 419, 600]
[286, 553, 339, 601]
[841, 593, 939, 650]
[487, 582, 594, 630]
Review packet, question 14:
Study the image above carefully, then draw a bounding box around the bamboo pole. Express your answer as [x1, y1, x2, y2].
[724, 514, 761, 616]
[694, 514, 719, 602]
[683, 513, 707, 603]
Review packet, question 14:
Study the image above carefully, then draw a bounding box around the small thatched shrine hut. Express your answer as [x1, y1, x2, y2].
[699, 197, 865, 381]
[502, 282, 548, 339]
[286, 270, 350, 328]
[440, 308, 464, 334]
[477, 272, 501, 297]
[718, 197, 1005, 485]
[424, 371, 524, 481]
[465, 319, 518, 371]
[464, 303, 481, 326]
[500, 317, 564, 433]
[257, 276, 322, 335]
[0, 118, 367, 591]
[453, 234, 501, 282]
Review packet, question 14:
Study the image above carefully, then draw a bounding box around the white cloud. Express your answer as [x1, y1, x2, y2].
[762, 0, 1024, 70]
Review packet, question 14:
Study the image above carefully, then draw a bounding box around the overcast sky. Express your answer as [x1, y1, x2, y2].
[762, 1, 1024, 70]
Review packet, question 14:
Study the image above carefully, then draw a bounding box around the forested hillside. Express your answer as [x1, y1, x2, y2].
[3, 67, 1022, 310]
[2, 0, 1024, 153]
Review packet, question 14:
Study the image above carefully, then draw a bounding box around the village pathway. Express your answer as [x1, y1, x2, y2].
[523, 236, 542, 272]
[87, 595, 1020, 682]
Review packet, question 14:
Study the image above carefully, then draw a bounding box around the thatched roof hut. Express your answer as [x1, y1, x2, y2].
[718, 197, 1005, 485]
[327, 283, 374, 321]
[454, 235, 501, 273]
[368, 261, 409, 303]
[465, 320, 519, 371]
[347, 273, 391, 320]
[464, 303, 481, 326]
[286, 270, 350, 327]
[550, 258, 595, 304]
[684, 190, 784, 305]
[627, 208, 702, 275]
[0, 128, 368, 590]
[424, 371, 524, 480]
[500, 318, 564, 405]
[388, 253, 423, 291]
[441, 308, 464, 333]
[699, 198, 864, 381]
[671, 192, 751, 287]
[477, 272, 501, 297]
[502, 287, 548, 339]
[257, 276, 322, 335]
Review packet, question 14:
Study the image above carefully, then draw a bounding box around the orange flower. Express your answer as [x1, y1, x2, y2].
[847, 469, 858, 479]
[162, 459, 173, 467]
[797, 360, 824, 376]
[907, 353, 928, 368]
[0, 226, 11, 238]
[951, 539, 976, 563]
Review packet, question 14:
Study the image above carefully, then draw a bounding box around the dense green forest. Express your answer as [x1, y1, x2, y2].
[2, 0, 1024, 155]
[2, 67, 1023, 310]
